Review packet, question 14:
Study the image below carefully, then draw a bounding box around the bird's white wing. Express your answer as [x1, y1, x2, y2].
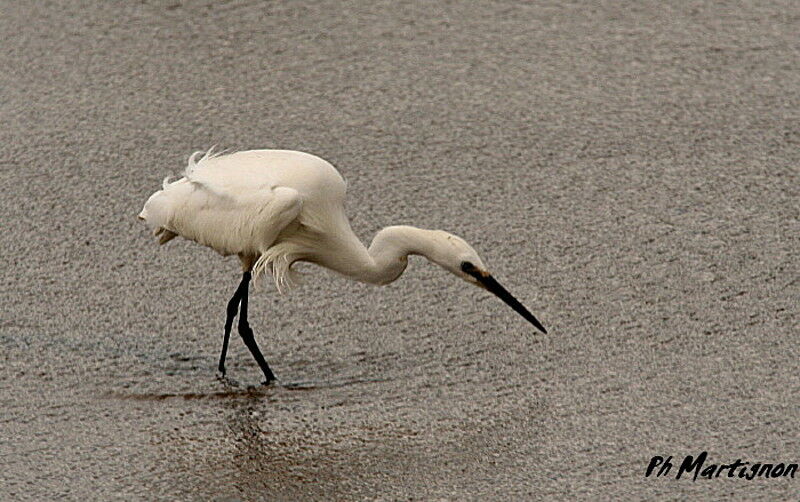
[183, 150, 277, 200]
[142, 170, 303, 257]
[140, 148, 354, 291]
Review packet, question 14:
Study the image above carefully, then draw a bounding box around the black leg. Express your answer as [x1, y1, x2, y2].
[218, 272, 249, 376]
[237, 272, 277, 384]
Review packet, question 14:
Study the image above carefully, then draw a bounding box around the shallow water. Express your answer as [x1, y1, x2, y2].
[2, 0, 798, 500]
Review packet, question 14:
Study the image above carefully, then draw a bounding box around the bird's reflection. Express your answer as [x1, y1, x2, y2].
[106, 375, 390, 401]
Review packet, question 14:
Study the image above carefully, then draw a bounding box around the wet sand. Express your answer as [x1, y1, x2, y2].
[1, 1, 798, 500]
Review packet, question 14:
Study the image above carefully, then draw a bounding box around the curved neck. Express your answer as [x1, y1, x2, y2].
[321, 225, 438, 285]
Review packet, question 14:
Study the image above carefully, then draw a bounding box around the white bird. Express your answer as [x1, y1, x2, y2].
[139, 149, 547, 384]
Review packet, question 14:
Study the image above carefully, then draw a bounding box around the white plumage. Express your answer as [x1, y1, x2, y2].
[141, 149, 353, 291]
[139, 148, 546, 383]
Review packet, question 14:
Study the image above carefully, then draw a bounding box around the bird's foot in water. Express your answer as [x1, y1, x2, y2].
[216, 373, 241, 387]
[260, 377, 278, 387]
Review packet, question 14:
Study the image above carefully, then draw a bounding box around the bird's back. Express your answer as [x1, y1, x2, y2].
[139, 149, 349, 257]
[188, 150, 347, 203]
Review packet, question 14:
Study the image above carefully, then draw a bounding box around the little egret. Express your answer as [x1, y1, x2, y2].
[139, 149, 547, 384]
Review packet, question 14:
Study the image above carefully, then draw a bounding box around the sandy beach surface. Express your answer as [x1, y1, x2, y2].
[1, 1, 798, 500]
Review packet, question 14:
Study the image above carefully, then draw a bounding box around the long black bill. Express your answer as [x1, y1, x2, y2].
[462, 263, 547, 334]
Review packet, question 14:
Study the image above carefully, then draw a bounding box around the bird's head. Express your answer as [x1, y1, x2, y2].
[426, 230, 548, 334]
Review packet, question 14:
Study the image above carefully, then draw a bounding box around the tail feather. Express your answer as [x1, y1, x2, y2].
[185, 145, 226, 177]
[155, 227, 177, 245]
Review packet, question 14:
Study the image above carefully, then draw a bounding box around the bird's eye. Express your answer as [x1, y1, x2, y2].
[460, 261, 475, 273]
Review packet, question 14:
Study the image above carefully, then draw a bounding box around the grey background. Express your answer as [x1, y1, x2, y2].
[1, 0, 798, 500]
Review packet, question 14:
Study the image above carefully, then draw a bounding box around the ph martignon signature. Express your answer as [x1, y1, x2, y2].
[646, 452, 797, 481]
